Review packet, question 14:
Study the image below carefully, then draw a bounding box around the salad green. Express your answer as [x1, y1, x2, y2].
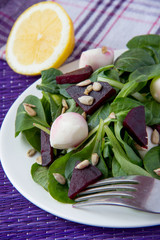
[15, 34, 160, 203]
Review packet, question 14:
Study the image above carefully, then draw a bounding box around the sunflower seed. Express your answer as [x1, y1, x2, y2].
[23, 104, 36, 117]
[93, 82, 102, 91]
[109, 112, 116, 119]
[36, 156, 42, 165]
[61, 107, 66, 114]
[53, 173, 66, 185]
[75, 160, 90, 169]
[76, 79, 91, 87]
[91, 153, 99, 166]
[27, 148, 37, 157]
[81, 112, 87, 120]
[62, 99, 68, 109]
[23, 103, 36, 108]
[151, 129, 159, 144]
[84, 84, 93, 95]
[78, 96, 94, 105]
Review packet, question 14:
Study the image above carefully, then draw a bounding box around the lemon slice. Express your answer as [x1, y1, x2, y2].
[6, 2, 75, 75]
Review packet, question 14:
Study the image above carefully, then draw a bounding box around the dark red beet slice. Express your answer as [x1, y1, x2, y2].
[68, 161, 102, 199]
[41, 130, 53, 166]
[56, 65, 93, 84]
[66, 81, 116, 115]
[123, 106, 147, 148]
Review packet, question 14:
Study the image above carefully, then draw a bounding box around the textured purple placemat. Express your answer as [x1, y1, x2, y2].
[1, 0, 160, 239]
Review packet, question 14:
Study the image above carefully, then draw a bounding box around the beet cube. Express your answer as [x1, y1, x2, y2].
[68, 161, 102, 199]
[56, 65, 93, 84]
[66, 81, 116, 115]
[41, 130, 53, 166]
[123, 106, 147, 148]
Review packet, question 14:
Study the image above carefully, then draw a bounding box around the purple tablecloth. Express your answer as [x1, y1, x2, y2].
[1, 0, 160, 239]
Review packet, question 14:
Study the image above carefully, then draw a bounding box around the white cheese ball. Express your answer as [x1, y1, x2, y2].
[50, 112, 88, 149]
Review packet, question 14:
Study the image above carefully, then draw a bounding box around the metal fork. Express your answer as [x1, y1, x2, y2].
[73, 175, 160, 213]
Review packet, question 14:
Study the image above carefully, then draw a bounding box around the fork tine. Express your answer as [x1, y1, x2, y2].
[75, 191, 134, 202]
[87, 177, 139, 188]
[78, 184, 137, 196]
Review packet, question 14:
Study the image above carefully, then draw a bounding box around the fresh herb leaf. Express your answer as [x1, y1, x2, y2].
[15, 95, 49, 137]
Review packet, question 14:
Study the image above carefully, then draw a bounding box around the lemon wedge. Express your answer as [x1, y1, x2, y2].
[6, 2, 75, 75]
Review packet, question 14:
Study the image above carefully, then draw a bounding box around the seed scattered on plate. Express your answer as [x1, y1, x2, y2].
[36, 156, 42, 165]
[27, 148, 37, 157]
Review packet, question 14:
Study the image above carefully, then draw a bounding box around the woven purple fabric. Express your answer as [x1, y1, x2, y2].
[1, 0, 160, 239]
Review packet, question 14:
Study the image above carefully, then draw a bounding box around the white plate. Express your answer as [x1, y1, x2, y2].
[1, 50, 160, 228]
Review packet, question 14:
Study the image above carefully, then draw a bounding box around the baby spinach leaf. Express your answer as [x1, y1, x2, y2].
[110, 97, 141, 122]
[31, 163, 49, 191]
[15, 95, 49, 137]
[36, 68, 71, 98]
[65, 119, 108, 182]
[129, 64, 160, 83]
[114, 121, 142, 166]
[104, 125, 151, 176]
[87, 102, 110, 130]
[114, 81, 146, 100]
[127, 34, 160, 51]
[144, 100, 160, 125]
[23, 127, 41, 152]
[48, 152, 74, 203]
[66, 99, 83, 114]
[115, 49, 155, 72]
[90, 65, 114, 82]
[143, 146, 160, 180]
[112, 157, 127, 177]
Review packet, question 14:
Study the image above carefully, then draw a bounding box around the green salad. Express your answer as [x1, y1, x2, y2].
[15, 34, 160, 203]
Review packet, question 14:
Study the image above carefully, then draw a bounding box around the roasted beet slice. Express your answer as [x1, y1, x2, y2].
[41, 130, 53, 166]
[123, 106, 147, 148]
[66, 81, 116, 115]
[56, 65, 93, 84]
[68, 161, 102, 199]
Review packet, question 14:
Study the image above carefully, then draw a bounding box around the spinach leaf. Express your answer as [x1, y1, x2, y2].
[104, 125, 151, 176]
[143, 146, 160, 180]
[90, 65, 114, 82]
[15, 95, 49, 137]
[23, 127, 41, 152]
[66, 99, 83, 114]
[65, 119, 108, 182]
[127, 34, 160, 51]
[48, 152, 74, 203]
[112, 157, 127, 177]
[87, 102, 110, 130]
[114, 81, 146, 100]
[36, 68, 71, 98]
[114, 121, 142, 166]
[129, 64, 160, 83]
[144, 100, 160, 125]
[31, 163, 49, 191]
[110, 97, 141, 122]
[115, 49, 155, 72]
